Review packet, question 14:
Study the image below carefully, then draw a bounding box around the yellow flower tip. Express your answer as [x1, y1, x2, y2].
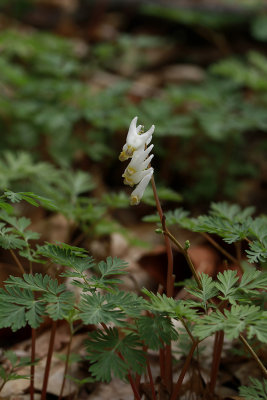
[119, 152, 127, 162]
[127, 167, 136, 176]
[123, 177, 134, 187]
[130, 195, 140, 206]
[138, 125, 145, 135]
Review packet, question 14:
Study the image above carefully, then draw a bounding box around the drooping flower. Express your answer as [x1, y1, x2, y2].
[119, 117, 155, 205]
[130, 168, 154, 205]
[119, 116, 155, 161]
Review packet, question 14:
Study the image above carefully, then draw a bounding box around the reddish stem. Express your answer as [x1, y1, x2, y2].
[58, 329, 73, 400]
[159, 346, 165, 380]
[118, 352, 141, 400]
[170, 341, 198, 400]
[41, 320, 57, 400]
[151, 177, 174, 392]
[30, 328, 36, 400]
[143, 346, 157, 400]
[151, 177, 174, 298]
[209, 331, 224, 395]
[10, 249, 25, 274]
[135, 373, 141, 396]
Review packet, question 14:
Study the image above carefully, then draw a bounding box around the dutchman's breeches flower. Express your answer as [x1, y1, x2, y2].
[119, 117, 154, 205]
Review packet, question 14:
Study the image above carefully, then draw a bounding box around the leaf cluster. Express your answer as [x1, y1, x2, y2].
[145, 202, 267, 264]
[0, 273, 75, 330]
[239, 378, 267, 400]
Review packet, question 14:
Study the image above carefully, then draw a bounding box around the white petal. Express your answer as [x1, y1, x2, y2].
[141, 154, 154, 171]
[130, 168, 153, 205]
[128, 144, 154, 171]
[126, 116, 138, 144]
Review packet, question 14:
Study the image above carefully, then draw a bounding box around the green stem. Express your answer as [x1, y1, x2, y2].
[41, 320, 57, 400]
[239, 334, 267, 378]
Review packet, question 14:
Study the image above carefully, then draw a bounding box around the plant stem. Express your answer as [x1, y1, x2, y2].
[9, 249, 25, 274]
[0, 378, 7, 393]
[118, 352, 141, 400]
[235, 241, 242, 265]
[180, 317, 195, 344]
[30, 328, 36, 400]
[209, 331, 224, 395]
[151, 177, 174, 297]
[151, 177, 174, 393]
[159, 346, 165, 380]
[58, 326, 73, 400]
[170, 340, 198, 400]
[128, 372, 142, 400]
[201, 232, 239, 265]
[164, 229, 202, 290]
[239, 334, 267, 378]
[41, 320, 57, 400]
[143, 346, 157, 400]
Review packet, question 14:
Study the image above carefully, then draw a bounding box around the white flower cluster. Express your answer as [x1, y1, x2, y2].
[119, 116, 154, 205]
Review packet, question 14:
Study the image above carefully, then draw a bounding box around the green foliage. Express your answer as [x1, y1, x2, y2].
[0, 274, 75, 330]
[144, 202, 267, 265]
[239, 378, 267, 400]
[140, 4, 248, 29]
[0, 350, 32, 390]
[0, 23, 266, 205]
[137, 315, 178, 350]
[86, 328, 146, 382]
[193, 304, 267, 341]
[142, 289, 198, 321]
[187, 273, 218, 310]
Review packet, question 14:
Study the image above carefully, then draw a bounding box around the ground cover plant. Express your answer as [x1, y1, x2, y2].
[0, 1, 267, 399]
[0, 117, 266, 399]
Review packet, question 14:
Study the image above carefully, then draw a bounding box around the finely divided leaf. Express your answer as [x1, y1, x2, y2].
[79, 292, 125, 325]
[38, 244, 94, 273]
[137, 315, 178, 350]
[239, 378, 267, 400]
[86, 328, 145, 382]
[215, 270, 239, 301]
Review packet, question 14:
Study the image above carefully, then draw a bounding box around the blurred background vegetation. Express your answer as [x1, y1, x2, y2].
[0, 0, 266, 226]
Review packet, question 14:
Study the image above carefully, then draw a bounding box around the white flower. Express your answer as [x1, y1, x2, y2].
[122, 144, 154, 178]
[119, 117, 155, 205]
[130, 168, 154, 205]
[123, 166, 154, 187]
[119, 116, 155, 161]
